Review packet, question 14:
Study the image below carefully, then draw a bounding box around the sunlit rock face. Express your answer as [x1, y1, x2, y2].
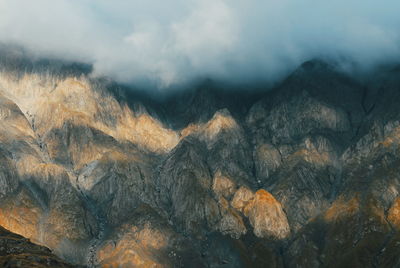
[243, 189, 290, 239]
[1, 55, 400, 267]
[230, 187, 290, 239]
[388, 198, 400, 228]
[0, 73, 179, 155]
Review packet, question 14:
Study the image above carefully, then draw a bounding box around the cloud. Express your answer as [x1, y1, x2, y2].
[0, 0, 400, 88]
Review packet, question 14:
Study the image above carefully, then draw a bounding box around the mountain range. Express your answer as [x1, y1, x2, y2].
[1, 50, 400, 267]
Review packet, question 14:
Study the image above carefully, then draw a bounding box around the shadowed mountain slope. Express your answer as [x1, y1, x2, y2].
[0, 225, 75, 268]
[0, 53, 400, 267]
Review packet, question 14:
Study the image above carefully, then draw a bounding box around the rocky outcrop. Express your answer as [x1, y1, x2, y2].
[1, 55, 400, 267]
[244, 189, 290, 239]
[388, 198, 400, 228]
[231, 188, 290, 239]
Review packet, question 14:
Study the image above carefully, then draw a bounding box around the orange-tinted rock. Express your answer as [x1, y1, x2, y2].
[231, 188, 290, 239]
[0, 189, 42, 244]
[97, 223, 167, 268]
[231, 187, 254, 212]
[324, 195, 360, 222]
[388, 197, 400, 229]
[244, 190, 290, 239]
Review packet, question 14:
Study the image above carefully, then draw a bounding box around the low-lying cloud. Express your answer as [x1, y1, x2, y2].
[1, 0, 400, 88]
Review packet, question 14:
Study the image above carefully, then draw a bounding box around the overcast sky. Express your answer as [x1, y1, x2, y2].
[0, 0, 400, 88]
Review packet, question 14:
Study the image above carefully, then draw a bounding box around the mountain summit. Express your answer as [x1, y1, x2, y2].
[0, 57, 400, 267]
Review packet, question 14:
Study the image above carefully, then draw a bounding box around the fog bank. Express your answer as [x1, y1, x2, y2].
[0, 0, 400, 88]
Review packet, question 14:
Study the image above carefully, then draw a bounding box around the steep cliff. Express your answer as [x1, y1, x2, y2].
[0, 54, 400, 267]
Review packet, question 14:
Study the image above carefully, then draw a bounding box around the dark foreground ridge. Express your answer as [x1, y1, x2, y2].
[0, 226, 75, 267]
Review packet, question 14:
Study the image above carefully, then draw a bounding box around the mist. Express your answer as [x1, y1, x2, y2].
[1, 0, 400, 88]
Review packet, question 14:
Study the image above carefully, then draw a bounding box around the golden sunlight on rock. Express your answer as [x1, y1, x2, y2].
[0, 72, 180, 154]
[292, 148, 330, 166]
[381, 126, 400, 147]
[388, 197, 400, 229]
[97, 222, 169, 268]
[201, 109, 239, 141]
[16, 155, 66, 179]
[180, 109, 239, 143]
[289, 137, 334, 166]
[2, 54, 400, 268]
[0, 93, 36, 139]
[244, 189, 290, 239]
[130, 113, 179, 153]
[324, 195, 360, 222]
[231, 187, 290, 239]
[180, 123, 202, 138]
[0, 189, 42, 244]
[231, 186, 254, 212]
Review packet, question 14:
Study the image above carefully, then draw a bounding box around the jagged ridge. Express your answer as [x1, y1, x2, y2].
[0, 55, 400, 267]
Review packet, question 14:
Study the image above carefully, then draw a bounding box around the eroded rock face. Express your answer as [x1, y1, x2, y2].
[1, 56, 400, 267]
[212, 171, 236, 199]
[97, 207, 176, 267]
[216, 197, 247, 239]
[388, 198, 400, 228]
[231, 187, 255, 212]
[244, 190, 290, 239]
[157, 138, 219, 235]
[231, 188, 290, 239]
[0, 152, 19, 200]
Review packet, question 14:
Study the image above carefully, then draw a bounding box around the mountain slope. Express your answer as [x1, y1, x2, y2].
[0, 54, 400, 267]
[0, 225, 75, 267]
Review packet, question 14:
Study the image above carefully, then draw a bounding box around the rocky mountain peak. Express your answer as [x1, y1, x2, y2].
[1, 56, 400, 267]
